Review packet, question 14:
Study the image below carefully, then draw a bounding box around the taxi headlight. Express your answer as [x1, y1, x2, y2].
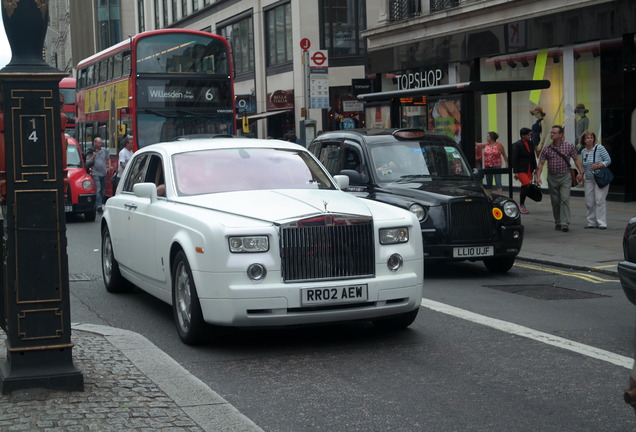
[503, 201, 520, 218]
[380, 227, 409, 245]
[409, 204, 427, 222]
[229, 236, 269, 253]
[82, 180, 94, 190]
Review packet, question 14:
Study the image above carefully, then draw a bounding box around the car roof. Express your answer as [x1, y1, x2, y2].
[314, 128, 457, 144]
[136, 138, 306, 157]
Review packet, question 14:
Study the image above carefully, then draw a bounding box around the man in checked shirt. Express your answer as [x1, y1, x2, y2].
[535, 125, 584, 232]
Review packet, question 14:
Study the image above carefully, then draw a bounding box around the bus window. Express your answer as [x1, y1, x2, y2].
[87, 65, 95, 87]
[98, 61, 107, 83]
[122, 51, 131, 76]
[113, 52, 123, 80]
[106, 57, 114, 81]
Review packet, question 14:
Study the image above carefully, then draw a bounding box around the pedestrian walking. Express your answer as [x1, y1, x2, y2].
[511, 127, 537, 214]
[476, 131, 508, 195]
[535, 125, 584, 232]
[580, 131, 611, 229]
[87, 137, 108, 213]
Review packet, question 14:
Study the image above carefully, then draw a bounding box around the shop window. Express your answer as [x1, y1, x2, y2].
[321, 0, 366, 57]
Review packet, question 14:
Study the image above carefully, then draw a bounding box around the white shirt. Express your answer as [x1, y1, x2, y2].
[118, 147, 133, 176]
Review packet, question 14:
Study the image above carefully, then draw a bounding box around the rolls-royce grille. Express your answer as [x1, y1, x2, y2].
[448, 199, 492, 243]
[280, 215, 375, 282]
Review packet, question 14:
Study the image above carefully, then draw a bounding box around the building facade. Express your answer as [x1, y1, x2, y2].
[363, 0, 636, 201]
[134, 0, 368, 142]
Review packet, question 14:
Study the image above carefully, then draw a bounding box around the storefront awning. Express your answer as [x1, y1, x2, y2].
[357, 80, 551, 102]
[237, 109, 291, 121]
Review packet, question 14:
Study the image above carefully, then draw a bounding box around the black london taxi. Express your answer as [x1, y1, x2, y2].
[309, 128, 523, 273]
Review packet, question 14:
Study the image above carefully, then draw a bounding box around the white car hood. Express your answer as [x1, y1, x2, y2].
[176, 189, 373, 223]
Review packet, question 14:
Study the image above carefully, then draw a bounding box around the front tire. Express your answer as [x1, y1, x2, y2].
[172, 251, 206, 345]
[102, 225, 133, 293]
[85, 209, 97, 222]
[372, 309, 419, 330]
[483, 256, 516, 273]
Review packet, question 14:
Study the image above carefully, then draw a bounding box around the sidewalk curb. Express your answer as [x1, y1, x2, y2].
[72, 323, 264, 432]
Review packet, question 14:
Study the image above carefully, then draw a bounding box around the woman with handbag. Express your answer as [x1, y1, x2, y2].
[511, 127, 538, 214]
[580, 131, 611, 229]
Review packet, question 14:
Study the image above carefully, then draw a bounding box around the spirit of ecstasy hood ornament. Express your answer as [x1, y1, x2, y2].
[323, 200, 329, 213]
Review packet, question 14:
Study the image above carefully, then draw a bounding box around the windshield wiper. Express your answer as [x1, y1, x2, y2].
[143, 109, 178, 118]
[397, 174, 431, 182]
[176, 109, 218, 119]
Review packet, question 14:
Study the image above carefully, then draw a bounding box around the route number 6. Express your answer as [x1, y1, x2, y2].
[205, 89, 214, 101]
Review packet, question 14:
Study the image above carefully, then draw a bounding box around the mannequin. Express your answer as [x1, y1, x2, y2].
[575, 103, 590, 149]
[530, 107, 546, 153]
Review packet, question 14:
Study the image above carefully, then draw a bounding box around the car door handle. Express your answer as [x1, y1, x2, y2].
[124, 203, 138, 210]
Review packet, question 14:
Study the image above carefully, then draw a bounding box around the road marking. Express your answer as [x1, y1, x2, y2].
[421, 298, 633, 369]
[514, 262, 619, 283]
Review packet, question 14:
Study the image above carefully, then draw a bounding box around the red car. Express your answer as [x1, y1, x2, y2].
[65, 135, 97, 221]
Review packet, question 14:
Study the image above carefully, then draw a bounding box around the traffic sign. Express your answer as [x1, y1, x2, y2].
[310, 50, 328, 68]
[300, 38, 311, 51]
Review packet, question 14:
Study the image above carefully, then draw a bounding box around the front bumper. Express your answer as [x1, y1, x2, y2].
[422, 224, 524, 261]
[65, 193, 96, 214]
[618, 260, 636, 305]
[193, 267, 423, 327]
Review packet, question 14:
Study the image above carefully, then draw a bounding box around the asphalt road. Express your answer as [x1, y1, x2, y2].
[66, 215, 636, 431]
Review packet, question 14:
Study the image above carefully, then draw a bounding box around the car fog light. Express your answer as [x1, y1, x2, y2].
[387, 253, 403, 272]
[513, 230, 520, 239]
[247, 263, 267, 281]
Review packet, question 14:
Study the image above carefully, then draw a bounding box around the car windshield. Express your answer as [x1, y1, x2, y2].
[67, 145, 82, 168]
[369, 141, 472, 182]
[172, 147, 336, 195]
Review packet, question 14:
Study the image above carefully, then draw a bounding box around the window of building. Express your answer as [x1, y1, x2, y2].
[96, 0, 122, 50]
[154, 0, 160, 29]
[220, 15, 254, 75]
[265, 3, 292, 68]
[321, 0, 366, 57]
[162, 0, 168, 27]
[193, 0, 199, 11]
[181, 0, 188, 16]
[138, 0, 145, 32]
[172, 0, 178, 22]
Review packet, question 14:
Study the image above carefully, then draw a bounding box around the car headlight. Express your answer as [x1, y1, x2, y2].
[82, 179, 94, 190]
[229, 236, 269, 253]
[502, 200, 520, 218]
[379, 227, 409, 245]
[409, 203, 427, 222]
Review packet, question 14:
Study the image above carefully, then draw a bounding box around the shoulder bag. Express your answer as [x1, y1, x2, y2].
[550, 145, 579, 187]
[592, 146, 613, 188]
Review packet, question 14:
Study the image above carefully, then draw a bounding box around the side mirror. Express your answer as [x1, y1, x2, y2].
[472, 167, 484, 182]
[333, 175, 350, 190]
[133, 182, 157, 201]
[339, 169, 369, 185]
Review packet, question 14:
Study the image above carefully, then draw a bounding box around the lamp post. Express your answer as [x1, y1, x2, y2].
[0, 0, 83, 393]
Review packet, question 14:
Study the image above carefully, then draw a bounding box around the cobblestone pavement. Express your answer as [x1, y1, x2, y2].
[0, 326, 262, 432]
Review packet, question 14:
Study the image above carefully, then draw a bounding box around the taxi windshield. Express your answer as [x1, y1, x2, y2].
[369, 141, 472, 182]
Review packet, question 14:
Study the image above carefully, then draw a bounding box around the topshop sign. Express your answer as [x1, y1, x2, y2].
[396, 68, 444, 90]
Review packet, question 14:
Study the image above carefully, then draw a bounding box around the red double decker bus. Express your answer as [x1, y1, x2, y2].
[75, 29, 234, 193]
[59, 77, 76, 135]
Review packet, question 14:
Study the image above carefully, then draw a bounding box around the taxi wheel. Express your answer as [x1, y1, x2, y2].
[101, 226, 133, 293]
[372, 309, 419, 330]
[484, 256, 515, 274]
[172, 251, 205, 345]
